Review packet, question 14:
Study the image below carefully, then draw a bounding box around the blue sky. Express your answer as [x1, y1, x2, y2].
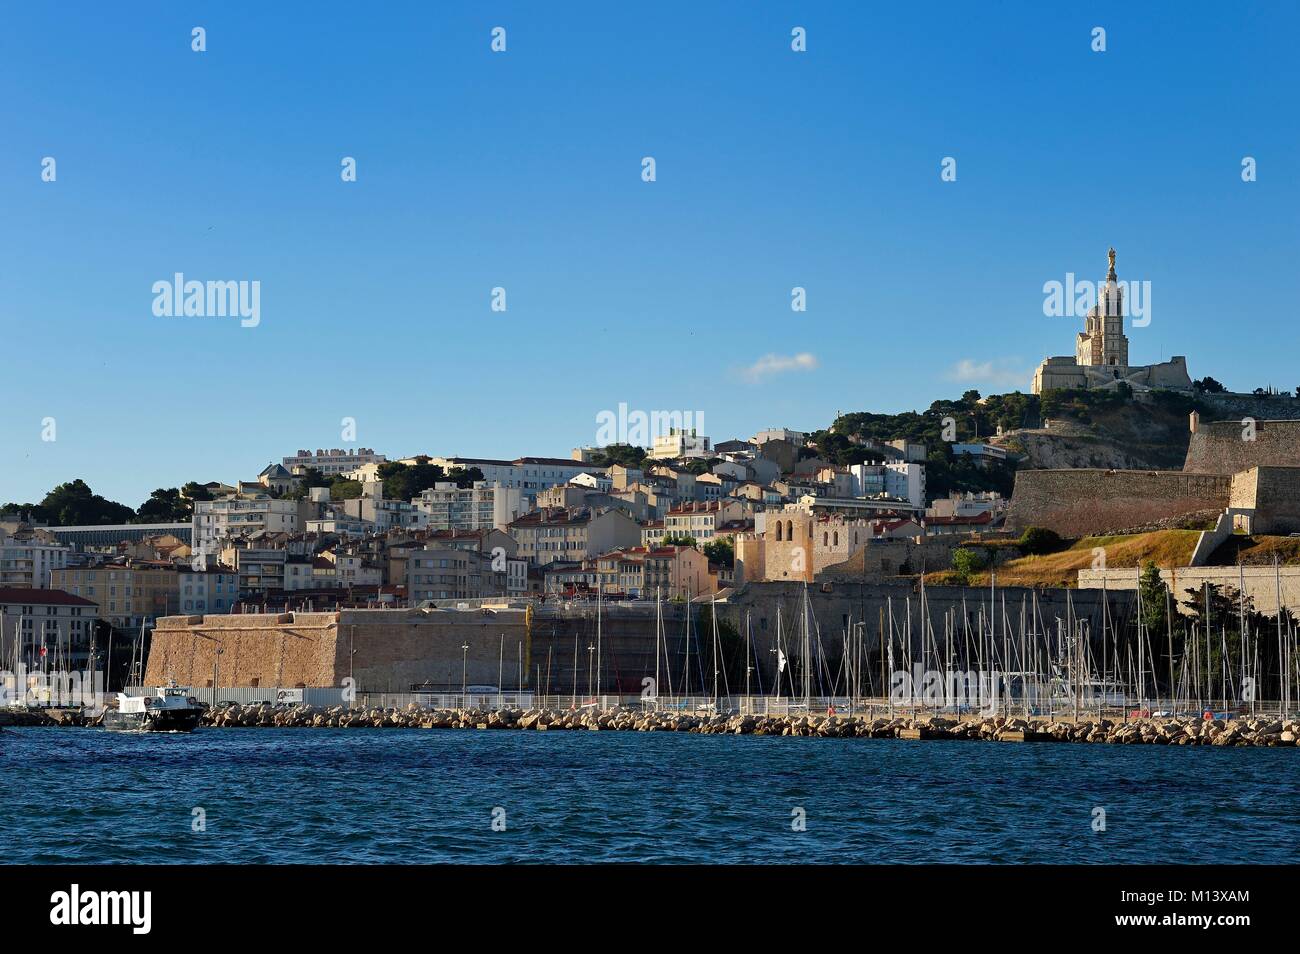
[2, 1, 1296, 507]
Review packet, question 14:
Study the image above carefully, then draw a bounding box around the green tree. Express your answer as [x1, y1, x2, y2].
[1018, 527, 1063, 555]
[661, 533, 697, 548]
[702, 536, 734, 568]
[36, 480, 135, 526]
[446, 466, 485, 490]
[1137, 561, 1169, 637]
[951, 547, 986, 584]
[377, 461, 449, 500]
[135, 487, 189, 522]
[590, 444, 647, 469]
[329, 479, 364, 500]
[180, 481, 214, 502]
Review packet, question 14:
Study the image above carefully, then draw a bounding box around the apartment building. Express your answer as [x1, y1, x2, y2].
[427, 456, 596, 493]
[385, 530, 516, 588]
[414, 481, 525, 532]
[283, 447, 387, 477]
[950, 443, 1008, 467]
[223, 546, 287, 597]
[406, 548, 505, 602]
[176, 567, 239, 614]
[0, 588, 99, 668]
[650, 428, 712, 460]
[192, 494, 304, 552]
[0, 530, 70, 588]
[322, 550, 384, 587]
[508, 507, 641, 566]
[927, 491, 1008, 520]
[340, 481, 419, 532]
[593, 545, 711, 600]
[752, 428, 807, 447]
[662, 500, 746, 544]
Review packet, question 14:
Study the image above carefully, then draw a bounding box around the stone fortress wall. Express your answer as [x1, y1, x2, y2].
[1004, 470, 1230, 537]
[1185, 418, 1300, 474]
[146, 607, 530, 692]
[1009, 399, 1300, 538]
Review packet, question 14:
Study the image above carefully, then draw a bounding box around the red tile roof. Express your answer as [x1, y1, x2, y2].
[0, 588, 97, 607]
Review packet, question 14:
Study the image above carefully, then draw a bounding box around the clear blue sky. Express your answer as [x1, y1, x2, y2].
[2, 2, 1296, 507]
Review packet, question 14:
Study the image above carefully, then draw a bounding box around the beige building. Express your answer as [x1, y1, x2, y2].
[663, 500, 746, 544]
[593, 545, 712, 600]
[52, 562, 184, 629]
[508, 507, 640, 566]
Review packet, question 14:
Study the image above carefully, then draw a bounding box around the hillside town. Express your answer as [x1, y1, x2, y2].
[1, 427, 1008, 657]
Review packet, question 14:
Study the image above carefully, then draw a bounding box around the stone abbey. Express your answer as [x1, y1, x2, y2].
[1031, 248, 1192, 394]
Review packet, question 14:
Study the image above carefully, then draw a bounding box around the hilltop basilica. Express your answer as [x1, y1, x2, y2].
[1031, 248, 1192, 395]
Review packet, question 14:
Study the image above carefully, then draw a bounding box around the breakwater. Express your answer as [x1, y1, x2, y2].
[186, 702, 1299, 747]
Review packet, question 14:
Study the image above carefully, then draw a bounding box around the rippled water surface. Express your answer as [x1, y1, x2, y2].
[2, 728, 1295, 864]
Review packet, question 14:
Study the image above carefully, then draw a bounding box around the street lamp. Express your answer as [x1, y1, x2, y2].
[213, 646, 224, 707]
[461, 643, 469, 709]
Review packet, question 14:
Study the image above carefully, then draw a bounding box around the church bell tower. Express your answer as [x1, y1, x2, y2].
[1075, 247, 1130, 368]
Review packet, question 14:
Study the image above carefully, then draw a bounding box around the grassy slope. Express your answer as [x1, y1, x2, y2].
[925, 530, 1202, 588]
[926, 531, 1300, 587]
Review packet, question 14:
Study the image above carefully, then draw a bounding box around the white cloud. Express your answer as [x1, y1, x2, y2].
[947, 358, 1030, 388]
[741, 352, 819, 383]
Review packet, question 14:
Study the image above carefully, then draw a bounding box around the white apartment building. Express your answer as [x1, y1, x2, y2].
[406, 548, 504, 602]
[848, 462, 926, 508]
[328, 552, 383, 586]
[283, 447, 387, 477]
[884, 462, 927, 508]
[340, 483, 418, 532]
[192, 495, 301, 552]
[0, 531, 70, 588]
[414, 481, 525, 532]
[847, 463, 887, 497]
[427, 456, 596, 493]
[650, 429, 712, 460]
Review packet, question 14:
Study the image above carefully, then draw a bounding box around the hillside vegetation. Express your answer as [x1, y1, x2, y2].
[995, 388, 1201, 471]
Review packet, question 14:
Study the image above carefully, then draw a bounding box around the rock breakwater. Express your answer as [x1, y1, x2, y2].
[195, 703, 1300, 747]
